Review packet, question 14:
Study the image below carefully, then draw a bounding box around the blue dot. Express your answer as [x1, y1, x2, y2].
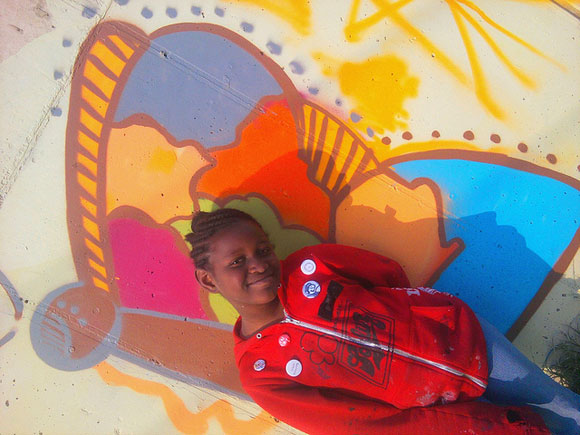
[62, 39, 72, 47]
[57, 300, 66, 308]
[54, 70, 63, 80]
[308, 87, 319, 95]
[335, 98, 342, 106]
[266, 41, 282, 55]
[82, 7, 97, 19]
[366, 127, 374, 137]
[350, 112, 361, 122]
[141, 7, 153, 19]
[51, 107, 62, 117]
[191, 6, 201, 15]
[214, 7, 224, 17]
[71, 305, 80, 315]
[166, 7, 177, 18]
[115, 0, 129, 5]
[241, 22, 254, 32]
[79, 318, 88, 327]
[289, 61, 304, 74]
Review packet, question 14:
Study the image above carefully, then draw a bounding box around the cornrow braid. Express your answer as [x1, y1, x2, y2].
[185, 208, 263, 270]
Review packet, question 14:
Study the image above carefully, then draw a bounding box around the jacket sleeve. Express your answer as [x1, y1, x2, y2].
[244, 378, 548, 435]
[309, 244, 410, 289]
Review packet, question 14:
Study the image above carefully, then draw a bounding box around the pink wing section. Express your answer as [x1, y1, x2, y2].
[109, 218, 207, 319]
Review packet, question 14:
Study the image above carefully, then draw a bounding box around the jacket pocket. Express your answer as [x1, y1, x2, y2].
[409, 304, 457, 359]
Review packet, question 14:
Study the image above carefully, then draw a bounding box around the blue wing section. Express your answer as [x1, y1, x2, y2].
[392, 158, 580, 333]
[114, 30, 283, 147]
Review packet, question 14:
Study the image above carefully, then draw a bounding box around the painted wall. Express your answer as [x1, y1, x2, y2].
[1, 0, 579, 433]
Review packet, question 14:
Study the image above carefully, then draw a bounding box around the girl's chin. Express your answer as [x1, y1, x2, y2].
[252, 289, 280, 305]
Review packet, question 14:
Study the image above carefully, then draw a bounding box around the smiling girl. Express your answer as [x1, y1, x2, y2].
[186, 208, 579, 435]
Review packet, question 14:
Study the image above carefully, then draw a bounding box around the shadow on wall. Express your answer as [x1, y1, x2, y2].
[438, 212, 552, 332]
[338, 204, 556, 333]
[390, 155, 580, 337]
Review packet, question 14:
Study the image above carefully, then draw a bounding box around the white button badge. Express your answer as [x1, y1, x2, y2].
[300, 259, 316, 275]
[285, 359, 303, 377]
[302, 280, 321, 298]
[253, 359, 266, 372]
[278, 333, 291, 347]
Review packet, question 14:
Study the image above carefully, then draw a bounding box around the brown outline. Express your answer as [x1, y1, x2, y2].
[66, 21, 148, 304]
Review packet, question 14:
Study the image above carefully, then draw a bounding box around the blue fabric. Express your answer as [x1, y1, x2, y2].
[478, 316, 580, 434]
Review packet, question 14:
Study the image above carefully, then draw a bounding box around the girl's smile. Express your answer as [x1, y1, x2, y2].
[247, 273, 276, 287]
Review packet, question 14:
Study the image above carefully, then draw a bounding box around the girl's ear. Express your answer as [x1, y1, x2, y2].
[195, 269, 218, 293]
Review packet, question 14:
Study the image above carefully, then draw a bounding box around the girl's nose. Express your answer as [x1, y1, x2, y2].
[248, 256, 268, 273]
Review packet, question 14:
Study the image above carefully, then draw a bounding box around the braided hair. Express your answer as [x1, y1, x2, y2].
[186, 208, 263, 270]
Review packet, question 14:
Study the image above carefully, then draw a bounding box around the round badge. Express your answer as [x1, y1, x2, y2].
[300, 259, 316, 275]
[253, 359, 266, 372]
[302, 280, 321, 298]
[278, 333, 291, 347]
[285, 359, 303, 377]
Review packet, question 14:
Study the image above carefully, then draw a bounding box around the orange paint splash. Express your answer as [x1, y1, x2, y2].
[452, 2, 536, 90]
[222, 0, 311, 35]
[344, 0, 469, 86]
[455, 0, 564, 70]
[336, 172, 460, 286]
[318, 54, 419, 132]
[345, 0, 412, 42]
[94, 362, 276, 434]
[198, 99, 330, 239]
[106, 120, 211, 224]
[447, 0, 504, 119]
[344, 0, 562, 120]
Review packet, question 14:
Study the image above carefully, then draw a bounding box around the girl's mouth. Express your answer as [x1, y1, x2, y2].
[247, 273, 276, 286]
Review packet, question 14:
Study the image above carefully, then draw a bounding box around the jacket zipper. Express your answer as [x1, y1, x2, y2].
[281, 310, 487, 389]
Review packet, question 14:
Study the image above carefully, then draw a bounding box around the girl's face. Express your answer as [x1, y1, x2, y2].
[196, 221, 281, 309]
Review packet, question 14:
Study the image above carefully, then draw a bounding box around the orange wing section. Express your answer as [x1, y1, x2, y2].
[198, 99, 330, 239]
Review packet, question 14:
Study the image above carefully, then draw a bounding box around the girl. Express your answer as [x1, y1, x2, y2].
[187, 208, 579, 434]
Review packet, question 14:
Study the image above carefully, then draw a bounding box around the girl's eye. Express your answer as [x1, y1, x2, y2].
[230, 257, 245, 267]
[258, 246, 272, 256]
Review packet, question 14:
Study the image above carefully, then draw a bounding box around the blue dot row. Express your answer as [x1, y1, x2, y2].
[78, 3, 310, 81]
[139, 5, 226, 20]
[57, 2, 354, 116]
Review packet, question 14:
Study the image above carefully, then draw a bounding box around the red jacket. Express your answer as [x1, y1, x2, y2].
[234, 244, 548, 434]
